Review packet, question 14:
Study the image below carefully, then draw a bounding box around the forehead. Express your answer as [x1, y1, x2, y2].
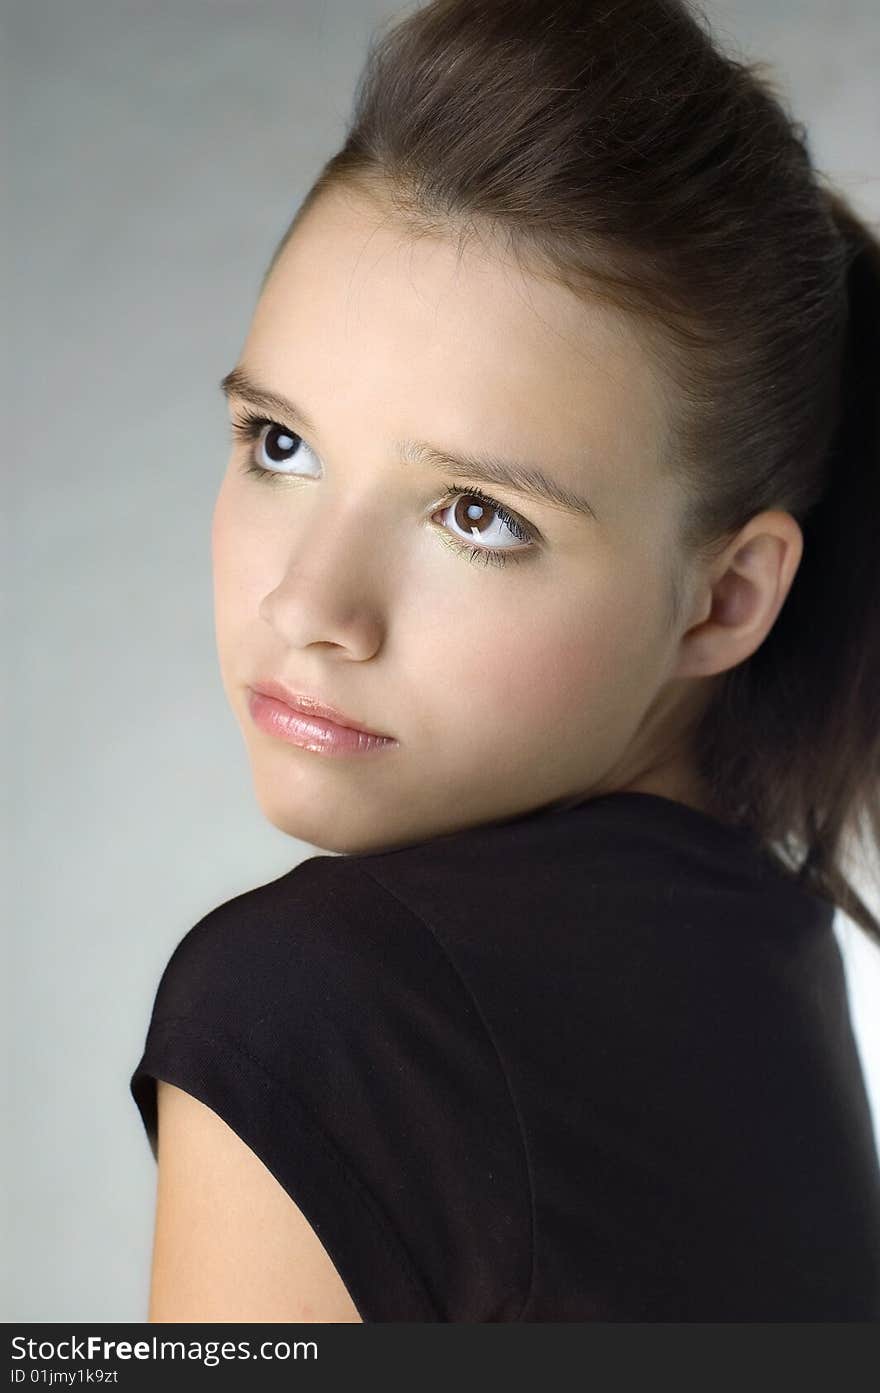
[244, 185, 673, 524]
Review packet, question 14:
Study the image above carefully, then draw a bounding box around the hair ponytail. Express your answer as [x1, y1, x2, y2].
[263, 0, 880, 939]
[692, 189, 880, 938]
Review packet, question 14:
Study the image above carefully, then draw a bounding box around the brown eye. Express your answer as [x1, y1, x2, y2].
[452, 495, 496, 536]
[229, 413, 322, 479]
[436, 489, 533, 552]
[254, 421, 321, 476]
[262, 423, 301, 465]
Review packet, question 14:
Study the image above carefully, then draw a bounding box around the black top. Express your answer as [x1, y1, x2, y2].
[130, 791, 880, 1321]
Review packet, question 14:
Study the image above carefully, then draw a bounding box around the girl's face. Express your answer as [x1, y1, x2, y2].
[212, 182, 702, 854]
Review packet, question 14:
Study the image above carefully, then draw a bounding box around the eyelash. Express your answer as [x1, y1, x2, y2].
[227, 408, 537, 569]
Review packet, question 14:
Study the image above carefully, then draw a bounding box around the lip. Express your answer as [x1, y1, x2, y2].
[246, 678, 398, 755]
[250, 678, 392, 736]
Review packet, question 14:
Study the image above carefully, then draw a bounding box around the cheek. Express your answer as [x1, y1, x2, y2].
[441, 577, 664, 737]
[211, 477, 275, 623]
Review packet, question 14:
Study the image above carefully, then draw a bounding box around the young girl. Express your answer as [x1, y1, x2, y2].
[130, 0, 880, 1321]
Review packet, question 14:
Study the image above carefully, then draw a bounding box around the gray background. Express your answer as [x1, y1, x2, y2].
[5, 0, 879, 1320]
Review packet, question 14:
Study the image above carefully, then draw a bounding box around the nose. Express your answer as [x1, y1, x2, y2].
[257, 497, 387, 659]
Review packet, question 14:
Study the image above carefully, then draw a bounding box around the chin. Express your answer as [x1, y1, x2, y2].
[251, 784, 401, 857]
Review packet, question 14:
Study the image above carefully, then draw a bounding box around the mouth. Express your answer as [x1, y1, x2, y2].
[248, 677, 396, 741]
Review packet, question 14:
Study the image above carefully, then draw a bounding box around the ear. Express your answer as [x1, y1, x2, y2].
[673, 510, 804, 680]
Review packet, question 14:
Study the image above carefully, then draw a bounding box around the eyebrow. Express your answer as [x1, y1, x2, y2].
[219, 366, 598, 521]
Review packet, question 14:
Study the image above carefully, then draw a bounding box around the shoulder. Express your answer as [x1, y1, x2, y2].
[141, 853, 455, 1057]
[152, 853, 402, 995]
[132, 850, 451, 1165]
[131, 852, 533, 1321]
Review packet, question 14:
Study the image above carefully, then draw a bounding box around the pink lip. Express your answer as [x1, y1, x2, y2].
[246, 679, 398, 756]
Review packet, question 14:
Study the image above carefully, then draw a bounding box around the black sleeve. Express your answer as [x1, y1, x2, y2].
[129, 854, 532, 1323]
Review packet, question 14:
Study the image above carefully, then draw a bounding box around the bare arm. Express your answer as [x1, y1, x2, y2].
[147, 1079, 363, 1323]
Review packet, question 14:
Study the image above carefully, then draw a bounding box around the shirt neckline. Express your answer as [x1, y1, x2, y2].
[565, 789, 827, 902]
[572, 789, 759, 843]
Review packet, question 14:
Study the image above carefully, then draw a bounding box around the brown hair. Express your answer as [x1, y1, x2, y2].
[262, 0, 880, 939]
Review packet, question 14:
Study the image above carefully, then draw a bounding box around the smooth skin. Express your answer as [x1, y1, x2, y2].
[149, 1082, 361, 1322]
[148, 178, 803, 1321]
